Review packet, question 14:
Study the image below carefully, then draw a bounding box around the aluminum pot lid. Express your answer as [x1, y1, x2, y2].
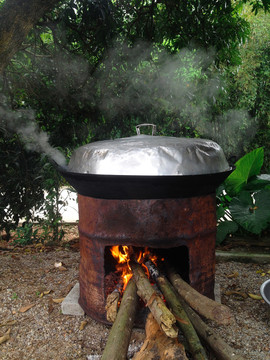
[67, 124, 230, 176]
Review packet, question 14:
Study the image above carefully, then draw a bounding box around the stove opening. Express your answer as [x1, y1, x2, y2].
[103, 245, 189, 326]
[104, 245, 189, 299]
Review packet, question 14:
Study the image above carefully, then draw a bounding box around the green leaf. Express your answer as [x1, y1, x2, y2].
[216, 205, 225, 220]
[40, 31, 53, 44]
[225, 148, 264, 196]
[216, 184, 225, 197]
[229, 189, 270, 235]
[216, 220, 238, 245]
[244, 174, 270, 191]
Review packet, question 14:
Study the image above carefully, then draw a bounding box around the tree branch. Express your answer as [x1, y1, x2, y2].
[0, 0, 60, 74]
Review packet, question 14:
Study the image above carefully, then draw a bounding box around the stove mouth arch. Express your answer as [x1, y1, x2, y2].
[103, 244, 190, 327]
[104, 244, 190, 294]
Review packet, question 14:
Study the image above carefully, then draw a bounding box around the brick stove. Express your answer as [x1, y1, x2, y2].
[78, 192, 217, 325]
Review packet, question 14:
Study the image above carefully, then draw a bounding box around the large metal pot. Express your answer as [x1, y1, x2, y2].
[59, 124, 233, 199]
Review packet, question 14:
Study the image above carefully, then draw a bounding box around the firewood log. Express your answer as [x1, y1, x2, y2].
[130, 261, 178, 338]
[133, 313, 188, 360]
[167, 267, 233, 325]
[101, 279, 138, 360]
[181, 300, 247, 360]
[146, 260, 208, 360]
[105, 283, 122, 323]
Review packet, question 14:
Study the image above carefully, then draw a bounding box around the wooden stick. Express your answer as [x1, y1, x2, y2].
[101, 279, 138, 360]
[167, 267, 233, 325]
[181, 300, 247, 360]
[133, 313, 188, 360]
[105, 283, 122, 323]
[130, 261, 178, 338]
[146, 260, 208, 360]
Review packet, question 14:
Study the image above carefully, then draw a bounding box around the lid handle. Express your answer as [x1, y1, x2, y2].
[136, 123, 157, 136]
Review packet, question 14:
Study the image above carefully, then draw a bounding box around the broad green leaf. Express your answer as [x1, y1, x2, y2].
[225, 148, 264, 196]
[216, 205, 225, 220]
[216, 184, 232, 205]
[244, 174, 270, 191]
[216, 184, 226, 197]
[216, 220, 238, 245]
[229, 189, 270, 235]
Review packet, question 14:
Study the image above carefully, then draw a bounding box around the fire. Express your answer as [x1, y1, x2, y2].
[110, 245, 158, 290]
[110, 246, 132, 290]
[111, 245, 130, 264]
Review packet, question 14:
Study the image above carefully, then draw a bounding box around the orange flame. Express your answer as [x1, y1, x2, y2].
[110, 246, 132, 290]
[111, 245, 130, 264]
[110, 246, 158, 291]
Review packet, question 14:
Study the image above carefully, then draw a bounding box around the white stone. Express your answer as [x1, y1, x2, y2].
[61, 282, 85, 316]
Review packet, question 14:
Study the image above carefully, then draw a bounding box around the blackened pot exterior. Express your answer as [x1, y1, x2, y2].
[59, 167, 233, 199]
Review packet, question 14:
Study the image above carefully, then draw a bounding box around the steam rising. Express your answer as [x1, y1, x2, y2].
[0, 41, 256, 162]
[0, 104, 66, 167]
[96, 41, 256, 156]
[98, 43, 217, 118]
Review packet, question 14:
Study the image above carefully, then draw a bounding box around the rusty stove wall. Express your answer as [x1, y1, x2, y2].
[77, 193, 217, 324]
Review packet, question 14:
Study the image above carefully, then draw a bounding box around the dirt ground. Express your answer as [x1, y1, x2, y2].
[0, 226, 270, 360]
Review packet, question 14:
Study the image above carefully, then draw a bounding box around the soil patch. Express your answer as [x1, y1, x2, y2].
[0, 227, 269, 359]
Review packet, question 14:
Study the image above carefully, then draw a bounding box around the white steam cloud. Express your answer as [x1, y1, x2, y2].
[0, 40, 256, 162]
[0, 104, 66, 167]
[96, 41, 256, 156]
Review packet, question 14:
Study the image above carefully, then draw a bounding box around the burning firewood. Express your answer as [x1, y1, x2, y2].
[145, 260, 208, 360]
[147, 260, 245, 359]
[105, 283, 122, 323]
[130, 261, 178, 339]
[181, 299, 246, 360]
[133, 313, 188, 360]
[101, 279, 138, 360]
[167, 267, 233, 325]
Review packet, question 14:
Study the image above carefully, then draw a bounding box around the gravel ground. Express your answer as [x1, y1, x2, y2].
[0, 242, 269, 360]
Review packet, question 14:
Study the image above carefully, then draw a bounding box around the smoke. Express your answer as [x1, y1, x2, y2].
[0, 40, 257, 162]
[0, 103, 66, 167]
[95, 41, 256, 157]
[197, 109, 257, 157]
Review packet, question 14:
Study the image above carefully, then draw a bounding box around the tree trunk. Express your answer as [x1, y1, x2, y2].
[133, 313, 188, 360]
[0, 0, 60, 74]
[101, 279, 138, 360]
